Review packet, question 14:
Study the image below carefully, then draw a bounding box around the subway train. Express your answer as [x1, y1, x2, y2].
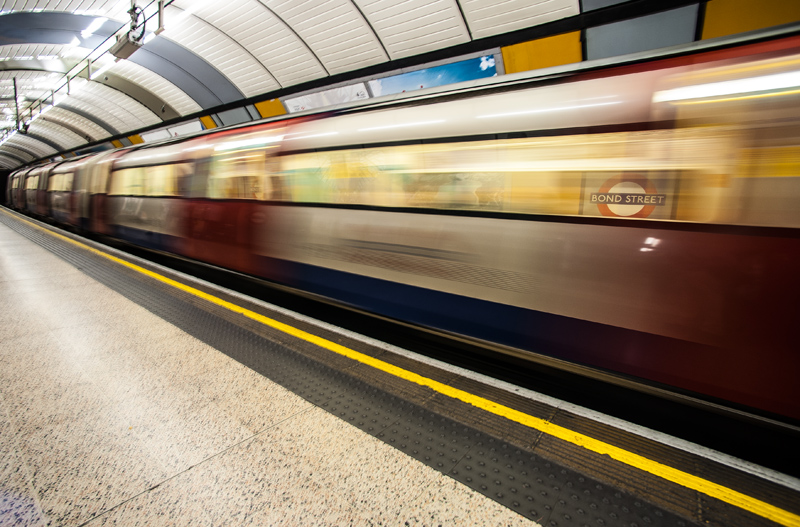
[6, 34, 800, 423]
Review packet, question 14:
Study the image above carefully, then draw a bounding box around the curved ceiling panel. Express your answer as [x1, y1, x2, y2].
[130, 36, 244, 106]
[462, 0, 580, 39]
[42, 108, 109, 142]
[267, 0, 388, 74]
[28, 117, 90, 150]
[111, 60, 203, 116]
[178, 0, 328, 88]
[0, 145, 35, 163]
[165, 1, 281, 97]
[57, 100, 120, 136]
[24, 131, 65, 151]
[65, 87, 152, 136]
[355, 0, 471, 59]
[0, 156, 20, 168]
[7, 133, 56, 158]
[77, 81, 160, 128]
[0, 43, 71, 66]
[95, 71, 180, 121]
[158, 4, 275, 98]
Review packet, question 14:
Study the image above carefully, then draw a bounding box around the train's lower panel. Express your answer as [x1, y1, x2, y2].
[254, 205, 800, 420]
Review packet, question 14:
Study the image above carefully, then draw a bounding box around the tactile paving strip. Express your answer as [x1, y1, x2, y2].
[1, 213, 699, 527]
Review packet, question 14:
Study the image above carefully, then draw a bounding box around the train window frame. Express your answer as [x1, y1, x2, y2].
[206, 149, 272, 200]
[109, 161, 192, 197]
[274, 128, 734, 222]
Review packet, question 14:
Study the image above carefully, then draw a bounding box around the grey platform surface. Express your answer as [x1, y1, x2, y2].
[1, 209, 794, 527]
[0, 215, 535, 525]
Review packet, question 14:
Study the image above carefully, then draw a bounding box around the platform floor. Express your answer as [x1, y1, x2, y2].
[0, 218, 533, 525]
[2, 208, 799, 527]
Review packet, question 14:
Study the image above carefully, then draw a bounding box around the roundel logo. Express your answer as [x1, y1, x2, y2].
[590, 174, 667, 219]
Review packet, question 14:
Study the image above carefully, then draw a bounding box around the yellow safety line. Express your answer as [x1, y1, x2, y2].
[4, 207, 798, 527]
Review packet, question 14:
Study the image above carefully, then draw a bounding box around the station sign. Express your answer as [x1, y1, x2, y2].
[583, 172, 674, 220]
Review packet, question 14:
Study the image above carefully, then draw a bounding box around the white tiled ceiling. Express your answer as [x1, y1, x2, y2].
[162, 3, 280, 97]
[355, 0, 470, 59]
[0, 0, 127, 17]
[28, 117, 86, 148]
[266, 0, 388, 74]
[6, 132, 56, 157]
[461, 0, 581, 39]
[0, 0, 582, 167]
[69, 80, 160, 132]
[185, 0, 328, 88]
[0, 145, 35, 162]
[45, 107, 109, 142]
[111, 60, 203, 116]
[0, 43, 65, 61]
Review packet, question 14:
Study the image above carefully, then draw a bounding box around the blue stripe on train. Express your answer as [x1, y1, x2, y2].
[256, 255, 712, 379]
[112, 225, 178, 253]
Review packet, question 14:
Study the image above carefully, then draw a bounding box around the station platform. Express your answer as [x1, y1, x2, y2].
[1, 207, 799, 527]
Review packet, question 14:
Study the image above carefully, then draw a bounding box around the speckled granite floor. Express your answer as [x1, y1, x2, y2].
[0, 220, 535, 526]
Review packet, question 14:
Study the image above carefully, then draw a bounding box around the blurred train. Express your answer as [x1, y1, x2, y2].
[6, 34, 800, 423]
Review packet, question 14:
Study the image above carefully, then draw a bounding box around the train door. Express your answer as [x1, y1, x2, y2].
[13, 171, 24, 209]
[87, 152, 117, 235]
[9, 171, 24, 209]
[36, 166, 52, 217]
[183, 154, 262, 276]
[66, 166, 82, 229]
[24, 169, 41, 213]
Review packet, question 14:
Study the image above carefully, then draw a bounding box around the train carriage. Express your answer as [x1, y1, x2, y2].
[6, 34, 800, 421]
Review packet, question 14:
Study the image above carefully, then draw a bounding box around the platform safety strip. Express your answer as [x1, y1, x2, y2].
[4, 208, 798, 527]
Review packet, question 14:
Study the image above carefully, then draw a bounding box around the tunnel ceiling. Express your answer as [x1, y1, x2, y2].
[0, 0, 609, 169]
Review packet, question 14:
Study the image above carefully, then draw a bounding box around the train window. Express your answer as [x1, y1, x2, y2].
[25, 175, 39, 190]
[47, 173, 74, 192]
[89, 162, 112, 195]
[207, 151, 271, 200]
[277, 129, 730, 220]
[143, 165, 177, 196]
[175, 162, 192, 196]
[277, 141, 582, 212]
[188, 158, 211, 198]
[109, 167, 145, 196]
[48, 174, 60, 191]
[109, 163, 192, 197]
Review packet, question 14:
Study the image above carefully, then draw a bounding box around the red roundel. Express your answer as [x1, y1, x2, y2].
[595, 174, 660, 218]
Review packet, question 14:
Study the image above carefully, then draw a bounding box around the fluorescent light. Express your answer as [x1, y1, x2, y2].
[358, 120, 444, 132]
[284, 132, 339, 141]
[477, 101, 620, 119]
[81, 17, 107, 38]
[653, 71, 800, 103]
[214, 135, 284, 151]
